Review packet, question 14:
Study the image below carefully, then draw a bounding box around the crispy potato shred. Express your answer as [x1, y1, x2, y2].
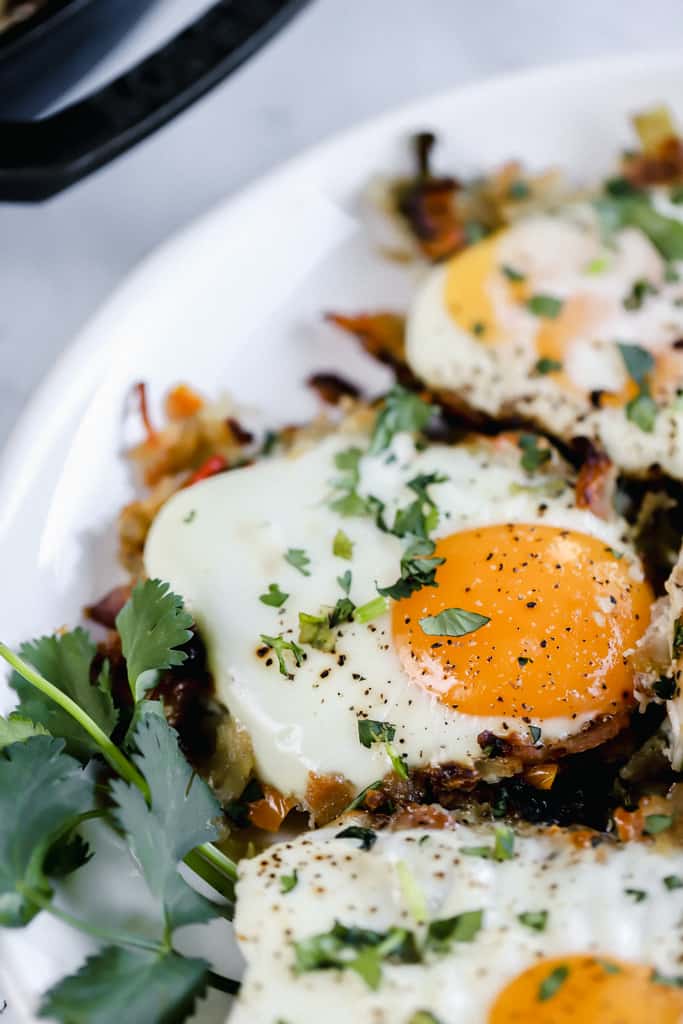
[107, 114, 683, 848]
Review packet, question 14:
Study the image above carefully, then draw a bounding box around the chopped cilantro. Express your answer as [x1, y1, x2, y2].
[585, 256, 609, 274]
[378, 537, 445, 601]
[280, 870, 298, 894]
[618, 342, 654, 384]
[357, 720, 408, 780]
[298, 612, 335, 653]
[526, 294, 563, 319]
[461, 826, 515, 862]
[335, 826, 377, 851]
[409, 1013, 442, 1024]
[333, 529, 354, 560]
[329, 597, 355, 627]
[419, 607, 490, 638]
[501, 264, 526, 282]
[344, 780, 384, 813]
[534, 357, 562, 374]
[595, 196, 683, 259]
[626, 391, 658, 432]
[182, 509, 196, 524]
[623, 278, 657, 310]
[358, 720, 396, 747]
[354, 596, 389, 624]
[643, 813, 674, 835]
[285, 548, 311, 576]
[259, 583, 289, 608]
[294, 921, 419, 990]
[538, 964, 569, 1001]
[464, 221, 488, 244]
[337, 569, 352, 595]
[259, 634, 305, 676]
[605, 177, 642, 198]
[508, 180, 530, 200]
[517, 910, 548, 932]
[663, 875, 683, 890]
[396, 860, 427, 924]
[391, 472, 447, 540]
[518, 434, 552, 472]
[425, 909, 483, 951]
[368, 386, 436, 455]
[624, 888, 647, 902]
[472, 321, 486, 336]
[652, 970, 683, 988]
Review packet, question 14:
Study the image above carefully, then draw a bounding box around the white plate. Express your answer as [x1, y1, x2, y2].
[3, 50, 683, 1022]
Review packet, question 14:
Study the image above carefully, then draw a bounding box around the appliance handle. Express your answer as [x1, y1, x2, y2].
[0, 0, 309, 202]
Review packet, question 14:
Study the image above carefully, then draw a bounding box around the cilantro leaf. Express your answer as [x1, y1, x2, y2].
[259, 583, 289, 608]
[358, 719, 396, 747]
[335, 826, 377, 850]
[643, 813, 673, 835]
[623, 278, 657, 310]
[333, 530, 354, 560]
[0, 735, 93, 926]
[501, 264, 526, 282]
[116, 580, 192, 700]
[294, 921, 419, 990]
[618, 342, 654, 385]
[391, 472, 447, 539]
[419, 608, 490, 638]
[337, 569, 352, 594]
[534, 357, 562, 374]
[517, 910, 548, 931]
[526, 294, 563, 318]
[378, 537, 445, 601]
[461, 825, 515, 862]
[538, 963, 569, 1001]
[285, 548, 311, 576]
[110, 712, 222, 931]
[280, 870, 298, 894]
[0, 713, 48, 750]
[39, 947, 210, 1024]
[259, 634, 305, 676]
[369, 387, 436, 455]
[518, 434, 552, 472]
[10, 629, 117, 761]
[298, 612, 335, 653]
[626, 391, 658, 432]
[425, 909, 483, 951]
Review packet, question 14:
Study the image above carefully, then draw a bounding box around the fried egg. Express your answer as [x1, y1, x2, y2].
[231, 821, 683, 1023]
[405, 203, 683, 478]
[144, 426, 653, 807]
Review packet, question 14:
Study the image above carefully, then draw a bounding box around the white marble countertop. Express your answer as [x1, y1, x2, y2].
[1, 1, 683, 1019]
[2, 0, 683, 450]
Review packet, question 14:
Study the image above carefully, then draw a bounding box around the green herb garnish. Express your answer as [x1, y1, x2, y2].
[501, 264, 526, 282]
[259, 583, 289, 608]
[419, 607, 490, 638]
[526, 294, 563, 319]
[517, 910, 548, 932]
[534, 357, 562, 374]
[259, 634, 305, 675]
[624, 888, 647, 902]
[664, 875, 683, 890]
[333, 529, 354, 560]
[538, 964, 569, 1001]
[369, 386, 436, 455]
[280, 870, 298, 894]
[335, 826, 377, 851]
[518, 434, 552, 472]
[378, 538, 445, 601]
[425, 909, 483, 951]
[643, 813, 674, 835]
[285, 548, 311, 576]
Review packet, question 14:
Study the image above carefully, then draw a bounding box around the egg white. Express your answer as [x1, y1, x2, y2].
[144, 430, 639, 803]
[405, 205, 683, 478]
[231, 821, 683, 1023]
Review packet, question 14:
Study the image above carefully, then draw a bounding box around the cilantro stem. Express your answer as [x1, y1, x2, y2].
[0, 642, 238, 898]
[0, 643, 148, 794]
[19, 884, 162, 953]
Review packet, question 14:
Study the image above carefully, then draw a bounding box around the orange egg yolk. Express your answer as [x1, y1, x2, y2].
[489, 955, 683, 1023]
[392, 524, 653, 719]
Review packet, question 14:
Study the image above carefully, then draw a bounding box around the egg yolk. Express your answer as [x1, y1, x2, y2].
[442, 234, 642, 405]
[489, 955, 683, 1023]
[392, 524, 653, 719]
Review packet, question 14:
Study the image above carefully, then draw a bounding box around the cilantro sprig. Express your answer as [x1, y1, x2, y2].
[0, 580, 241, 1021]
[358, 719, 408, 780]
